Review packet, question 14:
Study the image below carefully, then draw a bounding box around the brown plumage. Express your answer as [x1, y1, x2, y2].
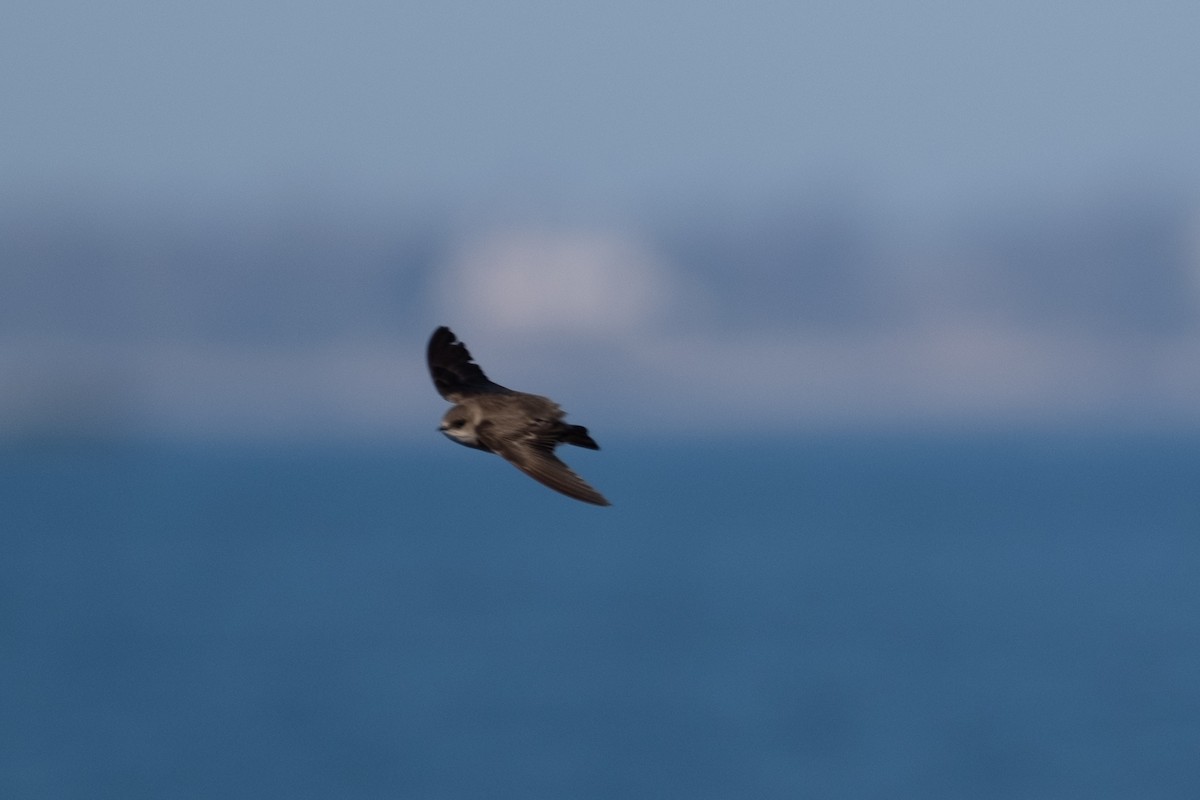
[427, 327, 610, 506]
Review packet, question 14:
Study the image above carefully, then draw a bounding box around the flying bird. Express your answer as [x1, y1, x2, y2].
[427, 326, 610, 506]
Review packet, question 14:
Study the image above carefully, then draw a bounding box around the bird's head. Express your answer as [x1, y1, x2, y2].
[439, 406, 483, 449]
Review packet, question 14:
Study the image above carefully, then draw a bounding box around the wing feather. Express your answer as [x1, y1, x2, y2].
[482, 429, 610, 506]
[427, 326, 512, 402]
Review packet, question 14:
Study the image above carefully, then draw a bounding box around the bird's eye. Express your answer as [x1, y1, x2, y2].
[451, 419, 466, 428]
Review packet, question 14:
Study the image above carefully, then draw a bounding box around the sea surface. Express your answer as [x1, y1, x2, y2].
[2, 433, 1198, 799]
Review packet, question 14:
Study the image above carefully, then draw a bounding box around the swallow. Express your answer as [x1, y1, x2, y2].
[427, 326, 610, 506]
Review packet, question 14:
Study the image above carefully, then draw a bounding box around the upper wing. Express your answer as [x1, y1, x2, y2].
[482, 428, 610, 506]
[427, 326, 512, 401]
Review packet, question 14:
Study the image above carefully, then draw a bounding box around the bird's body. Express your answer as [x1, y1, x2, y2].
[427, 326, 610, 506]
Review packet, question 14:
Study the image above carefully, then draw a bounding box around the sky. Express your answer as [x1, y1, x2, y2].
[5, 1, 1200, 214]
[3, 1, 1200, 439]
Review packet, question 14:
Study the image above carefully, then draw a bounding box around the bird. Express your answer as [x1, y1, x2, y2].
[427, 326, 610, 506]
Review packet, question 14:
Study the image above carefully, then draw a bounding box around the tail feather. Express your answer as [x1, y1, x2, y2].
[563, 424, 600, 450]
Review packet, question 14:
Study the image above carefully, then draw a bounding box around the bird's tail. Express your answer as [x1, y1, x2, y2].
[563, 424, 600, 450]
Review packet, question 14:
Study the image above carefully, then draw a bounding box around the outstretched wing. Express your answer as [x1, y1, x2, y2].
[482, 428, 610, 506]
[427, 326, 512, 402]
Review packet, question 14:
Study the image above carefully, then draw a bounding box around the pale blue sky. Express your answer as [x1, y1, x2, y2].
[4, 1, 1199, 219]
[4, 1, 1200, 439]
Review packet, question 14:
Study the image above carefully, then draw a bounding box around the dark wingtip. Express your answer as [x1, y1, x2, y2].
[565, 425, 600, 450]
[575, 490, 611, 506]
[428, 327, 451, 359]
[427, 326, 511, 399]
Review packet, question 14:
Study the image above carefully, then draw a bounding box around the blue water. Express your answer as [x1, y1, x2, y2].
[3, 434, 1198, 799]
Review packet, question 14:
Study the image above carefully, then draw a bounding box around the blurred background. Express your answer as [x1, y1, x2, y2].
[3, 2, 1198, 798]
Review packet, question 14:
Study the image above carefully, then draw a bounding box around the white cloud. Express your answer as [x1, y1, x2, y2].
[432, 228, 676, 339]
